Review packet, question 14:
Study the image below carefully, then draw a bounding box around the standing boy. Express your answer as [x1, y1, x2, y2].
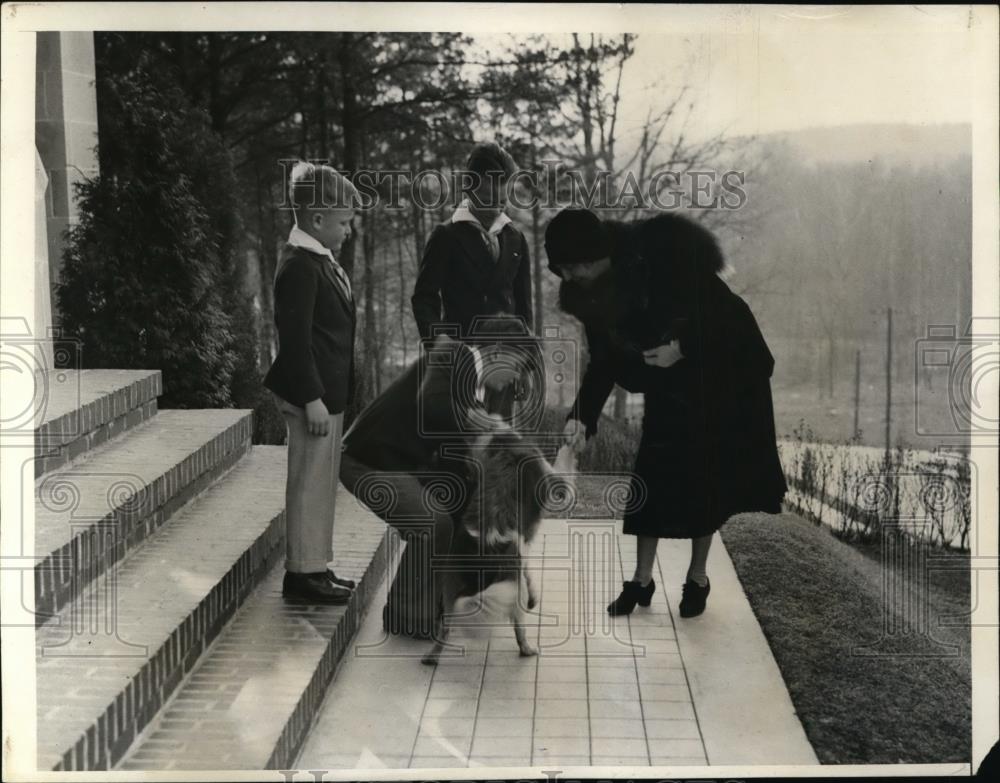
[264, 162, 359, 604]
[411, 142, 533, 342]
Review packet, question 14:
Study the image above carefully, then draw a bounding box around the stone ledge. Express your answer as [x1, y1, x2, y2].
[117, 490, 392, 771]
[35, 370, 162, 477]
[34, 409, 252, 623]
[38, 446, 288, 771]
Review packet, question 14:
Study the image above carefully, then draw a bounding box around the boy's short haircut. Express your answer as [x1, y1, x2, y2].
[466, 142, 517, 180]
[289, 161, 359, 213]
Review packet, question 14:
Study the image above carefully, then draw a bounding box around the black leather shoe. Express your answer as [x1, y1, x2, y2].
[282, 571, 351, 604]
[679, 577, 710, 618]
[607, 579, 656, 616]
[326, 569, 356, 590]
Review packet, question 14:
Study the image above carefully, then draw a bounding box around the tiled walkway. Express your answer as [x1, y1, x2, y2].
[296, 517, 815, 771]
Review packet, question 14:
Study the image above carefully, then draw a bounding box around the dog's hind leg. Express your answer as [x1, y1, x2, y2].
[422, 583, 456, 666]
[523, 568, 538, 611]
[422, 612, 450, 666]
[513, 571, 537, 657]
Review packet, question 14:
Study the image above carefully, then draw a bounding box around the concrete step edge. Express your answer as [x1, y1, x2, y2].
[116, 505, 394, 771]
[38, 447, 288, 771]
[35, 370, 163, 478]
[35, 410, 254, 624]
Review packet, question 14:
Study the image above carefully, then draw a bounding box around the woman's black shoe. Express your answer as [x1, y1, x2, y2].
[326, 569, 356, 590]
[679, 577, 710, 618]
[607, 579, 656, 616]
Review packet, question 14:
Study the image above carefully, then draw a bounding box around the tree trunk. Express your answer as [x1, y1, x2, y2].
[337, 33, 360, 280]
[397, 229, 408, 366]
[530, 144, 544, 334]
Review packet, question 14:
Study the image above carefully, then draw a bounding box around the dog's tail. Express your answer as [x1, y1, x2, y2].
[451, 581, 520, 635]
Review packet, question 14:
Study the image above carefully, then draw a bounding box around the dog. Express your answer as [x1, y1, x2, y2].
[421, 425, 575, 666]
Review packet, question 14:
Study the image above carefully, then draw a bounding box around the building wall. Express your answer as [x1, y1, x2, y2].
[34, 31, 99, 324]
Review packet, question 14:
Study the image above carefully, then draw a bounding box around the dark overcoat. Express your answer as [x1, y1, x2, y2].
[559, 213, 787, 537]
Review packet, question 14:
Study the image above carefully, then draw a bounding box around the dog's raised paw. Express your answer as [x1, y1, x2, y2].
[518, 644, 538, 657]
[421, 654, 440, 666]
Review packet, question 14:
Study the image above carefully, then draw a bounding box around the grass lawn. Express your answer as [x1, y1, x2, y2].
[720, 511, 971, 764]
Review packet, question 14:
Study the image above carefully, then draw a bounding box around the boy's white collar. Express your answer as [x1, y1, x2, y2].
[288, 224, 337, 261]
[451, 199, 512, 235]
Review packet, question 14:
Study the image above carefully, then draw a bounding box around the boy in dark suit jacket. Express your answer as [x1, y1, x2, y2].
[411, 142, 533, 342]
[264, 162, 358, 604]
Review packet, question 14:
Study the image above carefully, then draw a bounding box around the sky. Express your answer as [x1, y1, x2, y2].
[615, 5, 976, 140]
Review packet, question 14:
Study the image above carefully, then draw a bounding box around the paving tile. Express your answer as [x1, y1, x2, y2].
[644, 719, 701, 740]
[418, 717, 475, 738]
[429, 680, 482, 700]
[637, 667, 688, 685]
[588, 699, 642, 720]
[588, 681, 640, 701]
[645, 737, 706, 758]
[410, 756, 469, 768]
[466, 756, 536, 768]
[535, 682, 587, 700]
[476, 699, 534, 718]
[423, 699, 478, 718]
[536, 654, 588, 667]
[590, 755, 650, 766]
[304, 752, 410, 770]
[639, 684, 690, 701]
[535, 699, 586, 719]
[535, 666, 588, 684]
[480, 679, 536, 700]
[532, 736, 590, 756]
[582, 654, 637, 668]
[413, 734, 472, 757]
[532, 717, 590, 737]
[482, 664, 537, 683]
[592, 736, 648, 758]
[431, 664, 483, 682]
[642, 700, 696, 720]
[470, 734, 532, 757]
[590, 717, 645, 738]
[530, 755, 592, 767]
[473, 717, 533, 738]
[649, 755, 709, 766]
[588, 666, 641, 684]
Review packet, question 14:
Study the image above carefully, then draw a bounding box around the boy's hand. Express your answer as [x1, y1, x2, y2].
[304, 398, 331, 437]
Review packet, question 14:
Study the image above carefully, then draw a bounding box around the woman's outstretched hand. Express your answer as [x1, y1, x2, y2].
[643, 340, 684, 368]
[563, 418, 587, 454]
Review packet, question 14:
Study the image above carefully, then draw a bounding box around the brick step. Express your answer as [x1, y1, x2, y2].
[35, 370, 162, 478]
[34, 409, 253, 624]
[117, 493, 393, 771]
[36, 446, 288, 771]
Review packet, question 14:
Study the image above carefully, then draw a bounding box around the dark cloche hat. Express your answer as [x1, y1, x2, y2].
[544, 208, 611, 273]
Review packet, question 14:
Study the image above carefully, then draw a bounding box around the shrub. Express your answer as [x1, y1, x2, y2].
[58, 64, 257, 411]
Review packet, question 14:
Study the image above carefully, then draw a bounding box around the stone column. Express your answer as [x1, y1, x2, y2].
[35, 147, 54, 369]
[34, 31, 99, 327]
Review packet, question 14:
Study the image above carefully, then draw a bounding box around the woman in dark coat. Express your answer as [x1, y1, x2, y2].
[545, 208, 786, 618]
